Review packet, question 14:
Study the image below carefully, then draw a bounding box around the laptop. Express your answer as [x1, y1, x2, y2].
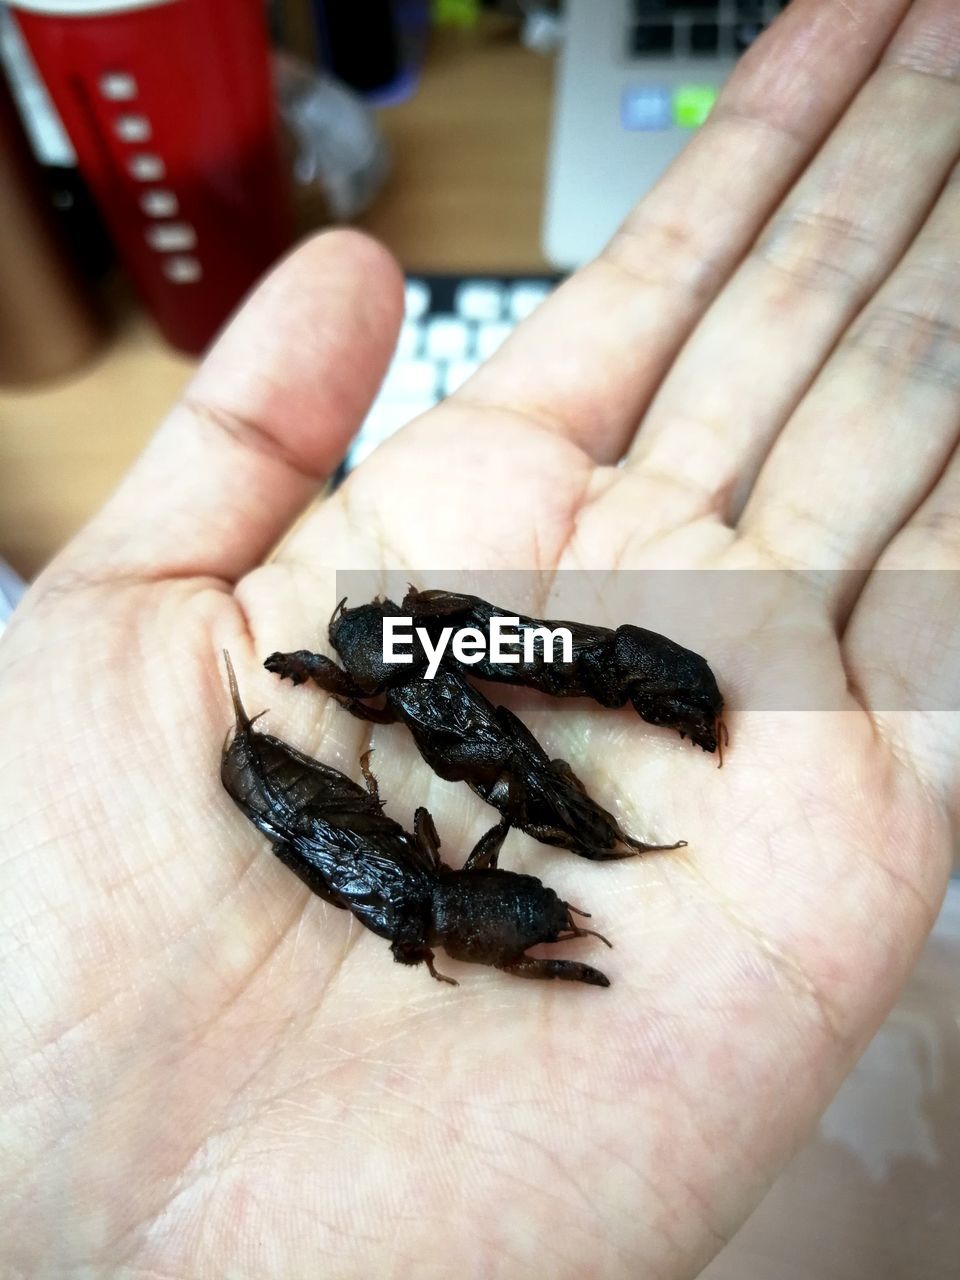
[543, 0, 792, 269]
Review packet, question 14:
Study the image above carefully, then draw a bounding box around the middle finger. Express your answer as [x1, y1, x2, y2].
[447, 0, 909, 463]
[626, 0, 960, 523]
[737, 153, 960, 616]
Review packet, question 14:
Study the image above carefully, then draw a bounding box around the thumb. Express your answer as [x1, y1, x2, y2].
[52, 229, 403, 586]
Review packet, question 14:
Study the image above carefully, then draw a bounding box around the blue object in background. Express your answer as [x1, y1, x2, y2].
[620, 85, 671, 132]
[0, 558, 26, 635]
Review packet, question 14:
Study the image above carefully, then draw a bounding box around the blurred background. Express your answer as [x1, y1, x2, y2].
[0, 0, 789, 588]
[0, 4, 957, 1276]
[0, 0, 558, 588]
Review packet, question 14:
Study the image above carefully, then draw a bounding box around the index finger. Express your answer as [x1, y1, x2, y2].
[453, 0, 912, 462]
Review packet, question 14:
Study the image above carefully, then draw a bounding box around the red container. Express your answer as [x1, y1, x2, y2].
[9, 0, 291, 354]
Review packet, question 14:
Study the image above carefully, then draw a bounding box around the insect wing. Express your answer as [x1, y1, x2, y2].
[254, 731, 381, 825]
[291, 822, 427, 939]
[493, 706, 619, 839]
[492, 704, 551, 766]
[394, 673, 505, 756]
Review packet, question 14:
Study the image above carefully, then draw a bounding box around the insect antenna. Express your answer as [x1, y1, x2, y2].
[717, 716, 729, 768]
[223, 651, 268, 734]
[564, 906, 612, 947]
[576, 928, 613, 949]
[561, 914, 613, 948]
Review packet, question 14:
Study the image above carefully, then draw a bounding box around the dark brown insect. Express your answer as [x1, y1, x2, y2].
[221, 653, 611, 988]
[403, 587, 727, 756]
[266, 622, 684, 859]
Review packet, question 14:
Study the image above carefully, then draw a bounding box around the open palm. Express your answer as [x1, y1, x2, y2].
[3, 3, 959, 1275]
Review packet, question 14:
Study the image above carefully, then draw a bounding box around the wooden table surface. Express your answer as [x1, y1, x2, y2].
[0, 25, 553, 580]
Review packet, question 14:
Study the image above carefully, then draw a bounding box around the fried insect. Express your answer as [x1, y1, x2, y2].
[403, 587, 726, 756]
[220, 653, 611, 988]
[266, 626, 684, 859]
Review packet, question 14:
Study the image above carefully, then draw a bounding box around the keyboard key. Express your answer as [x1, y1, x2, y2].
[630, 24, 674, 57]
[634, 0, 715, 8]
[674, 84, 717, 129]
[690, 22, 719, 54]
[382, 358, 438, 399]
[455, 281, 505, 322]
[735, 2, 765, 24]
[395, 320, 422, 359]
[404, 279, 430, 319]
[621, 84, 671, 131]
[425, 316, 470, 360]
[509, 281, 552, 321]
[443, 359, 481, 396]
[474, 321, 513, 361]
[734, 20, 765, 50]
[337, 276, 556, 478]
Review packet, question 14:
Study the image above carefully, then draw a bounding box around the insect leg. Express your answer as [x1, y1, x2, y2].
[264, 650, 397, 724]
[499, 956, 610, 988]
[548, 756, 591, 795]
[264, 648, 358, 692]
[622, 834, 688, 855]
[402, 586, 469, 619]
[424, 953, 457, 986]
[358, 750, 381, 804]
[413, 807, 444, 872]
[391, 940, 458, 986]
[463, 819, 510, 871]
[483, 768, 527, 827]
[340, 700, 396, 725]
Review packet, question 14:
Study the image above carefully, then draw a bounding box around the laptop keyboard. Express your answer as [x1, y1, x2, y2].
[629, 0, 792, 59]
[340, 273, 560, 476]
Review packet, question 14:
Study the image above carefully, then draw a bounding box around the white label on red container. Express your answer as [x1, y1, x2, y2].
[0, 9, 76, 164]
[7, 2, 180, 16]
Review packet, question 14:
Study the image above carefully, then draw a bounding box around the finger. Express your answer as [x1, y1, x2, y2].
[627, 0, 960, 521]
[450, 0, 911, 462]
[53, 230, 403, 585]
[738, 154, 960, 611]
[844, 448, 960, 807]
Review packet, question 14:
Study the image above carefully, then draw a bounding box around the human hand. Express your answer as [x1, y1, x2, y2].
[2, 1, 959, 1274]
